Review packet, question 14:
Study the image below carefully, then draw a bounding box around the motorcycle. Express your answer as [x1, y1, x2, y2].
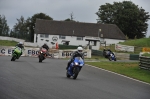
[103, 50, 116, 61]
[11, 46, 22, 61]
[66, 57, 84, 79]
[38, 48, 47, 62]
[109, 52, 116, 61]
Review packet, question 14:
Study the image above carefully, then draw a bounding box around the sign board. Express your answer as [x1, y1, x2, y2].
[0, 46, 91, 58]
[142, 47, 150, 52]
[115, 44, 134, 52]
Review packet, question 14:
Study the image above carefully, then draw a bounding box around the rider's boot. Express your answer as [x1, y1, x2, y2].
[66, 63, 70, 70]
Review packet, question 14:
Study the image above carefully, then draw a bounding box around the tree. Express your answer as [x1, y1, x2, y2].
[64, 12, 76, 22]
[70, 12, 75, 21]
[13, 16, 27, 39]
[0, 15, 9, 36]
[64, 18, 72, 21]
[11, 13, 53, 42]
[96, 1, 150, 39]
[29, 13, 53, 42]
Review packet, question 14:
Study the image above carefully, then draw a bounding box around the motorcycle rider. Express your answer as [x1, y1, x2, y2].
[40, 43, 49, 56]
[16, 42, 24, 57]
[103, 48, 107, 58]
[66, 46, 84, 70]
[42, 43, 49, 51]
[107, 48, 114, 55]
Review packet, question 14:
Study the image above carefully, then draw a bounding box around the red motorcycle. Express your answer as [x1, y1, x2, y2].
[38, 48, 47, 62]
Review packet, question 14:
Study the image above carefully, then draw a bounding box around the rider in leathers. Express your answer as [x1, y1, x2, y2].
[66, 47, 84, 70]
[16, 42, 24, 57]
[40, 43, 49, 56]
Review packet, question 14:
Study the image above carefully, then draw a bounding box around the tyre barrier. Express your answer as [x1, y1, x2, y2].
[139, 56, 150, 70]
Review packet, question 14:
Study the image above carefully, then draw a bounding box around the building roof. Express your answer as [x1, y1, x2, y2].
[35, 19, 126, 40]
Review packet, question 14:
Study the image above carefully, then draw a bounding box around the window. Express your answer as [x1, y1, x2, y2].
[40, 34, 49, 38]
[91, 41, 97, 46]
[94, 41, 97, 46]
[40, 34, 45, 38]
[45, 34, 49, 38]
[59, 35, 66, 39]
[77, 37, 83, 40]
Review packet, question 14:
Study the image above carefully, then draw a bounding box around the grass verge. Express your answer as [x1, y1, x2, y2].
[0, 40, 18, 46]
[86, 61, 150, 84]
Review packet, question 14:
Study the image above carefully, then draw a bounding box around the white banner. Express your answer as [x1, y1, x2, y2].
[115, 44, 134, 52]
[0, 46, 91, 58]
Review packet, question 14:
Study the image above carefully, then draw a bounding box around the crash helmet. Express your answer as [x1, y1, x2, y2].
[18, 42, 23, 45]
[107, 48, 112, 52]
[77, 46, 83, 54]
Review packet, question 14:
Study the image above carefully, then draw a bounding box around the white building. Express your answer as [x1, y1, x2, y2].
[34, 19, 126, 50]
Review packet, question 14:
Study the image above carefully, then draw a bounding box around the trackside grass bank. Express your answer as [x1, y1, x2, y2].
[86, 61, 150, 84]
[0, 40, 17, 46]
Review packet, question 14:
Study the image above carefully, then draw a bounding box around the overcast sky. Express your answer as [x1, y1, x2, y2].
[0, 0, 150, 37]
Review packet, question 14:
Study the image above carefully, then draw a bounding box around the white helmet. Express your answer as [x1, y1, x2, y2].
[19, 42, 23, 45]
[77, 47, 83, 54]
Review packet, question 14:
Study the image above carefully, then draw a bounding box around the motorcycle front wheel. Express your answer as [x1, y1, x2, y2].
[108, 56, 112, 61]
[66, 70, 71, 78]
[73, 67, 80, 79]
[39, 54, 43, 62]
[11, 55, 17, 61]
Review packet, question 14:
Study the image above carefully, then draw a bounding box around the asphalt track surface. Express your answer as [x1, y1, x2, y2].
[0, 56, 150, 99]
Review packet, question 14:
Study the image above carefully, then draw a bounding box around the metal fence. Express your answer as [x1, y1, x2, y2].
[92, 50, 103, 56]
[59, 45, 78, 49]
[139, 57, 150, 70]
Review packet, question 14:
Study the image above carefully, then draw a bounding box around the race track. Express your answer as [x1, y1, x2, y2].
[0, 56, 150, 99]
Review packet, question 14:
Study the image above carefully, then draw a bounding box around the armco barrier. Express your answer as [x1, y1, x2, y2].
[115, 53, 130, 60]
[129, 54, 139, 60]
[92, 50, 103, 56]
[139, 56, 150, 70]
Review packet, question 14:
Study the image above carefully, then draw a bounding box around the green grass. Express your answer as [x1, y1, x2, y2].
[86, 62, 150, 84]
[0, 40, 18, 46]
[100, 38, 150, 53]
[141, 53, 150, 57]
[119, 38, 150, 47]
[86, 55, 106, 60]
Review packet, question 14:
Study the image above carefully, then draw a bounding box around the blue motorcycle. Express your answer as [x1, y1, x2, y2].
[109, 53, 116, 61]
[66, 57, 84, 79]
[103, 50, 116, 61]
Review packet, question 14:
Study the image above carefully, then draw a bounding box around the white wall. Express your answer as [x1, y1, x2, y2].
[24, 42, 38, 47]
[0, 36, 125, 50]
[102, 38, 125, 45]
[34, 34, 101, 50]
[0, 36, 25, 43]
[34, 34, 125, 50]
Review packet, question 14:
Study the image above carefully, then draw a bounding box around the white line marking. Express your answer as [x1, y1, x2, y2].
[85, 64, 150, 86]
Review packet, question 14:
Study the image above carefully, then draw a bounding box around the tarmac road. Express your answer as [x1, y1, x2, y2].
[0, 56, 150, 99]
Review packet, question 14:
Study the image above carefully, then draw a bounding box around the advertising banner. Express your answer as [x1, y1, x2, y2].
[0, 46, 91, 58]
[142, 47, 150, 52]
[115, 44, 134, 52]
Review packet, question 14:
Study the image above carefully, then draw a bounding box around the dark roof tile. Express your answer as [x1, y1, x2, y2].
[35, 19, 126, 40]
